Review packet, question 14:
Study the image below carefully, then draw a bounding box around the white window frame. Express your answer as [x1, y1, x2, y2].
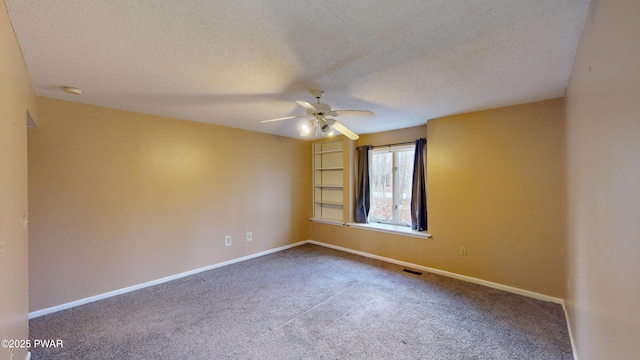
[369, 144, 415, 227]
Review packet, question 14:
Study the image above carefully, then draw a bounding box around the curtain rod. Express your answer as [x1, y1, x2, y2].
[371, 141, 415, 148]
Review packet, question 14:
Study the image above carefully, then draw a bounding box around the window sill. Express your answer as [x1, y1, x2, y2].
[346, 222, 432, 239]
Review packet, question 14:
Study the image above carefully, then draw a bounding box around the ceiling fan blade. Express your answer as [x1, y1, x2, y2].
[259, 115, 307, 123]
[328, 110, 374, 117]
[296, 100, 318, 112]
[330, 120, 359, 140]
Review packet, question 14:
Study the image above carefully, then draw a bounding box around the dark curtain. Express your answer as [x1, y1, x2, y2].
[355, 145, 372, 223]
[411, 138, 427, 231]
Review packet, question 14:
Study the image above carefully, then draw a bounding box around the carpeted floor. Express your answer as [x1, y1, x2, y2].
[29, 243, 573, 359]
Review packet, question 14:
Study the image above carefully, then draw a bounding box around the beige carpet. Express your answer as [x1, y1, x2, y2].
[30, 243, 573, 359]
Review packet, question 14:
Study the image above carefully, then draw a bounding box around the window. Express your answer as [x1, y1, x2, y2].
[369, 145, 414, 226]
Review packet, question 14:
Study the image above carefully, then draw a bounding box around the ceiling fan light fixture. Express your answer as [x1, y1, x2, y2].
[321, 123, 334, 136]
[259, 90, 369, 141]
[319, 117, 335, 136]
[319, 117, 327, 130]
[300, 120, 316, 136]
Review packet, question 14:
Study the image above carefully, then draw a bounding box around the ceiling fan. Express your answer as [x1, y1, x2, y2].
[260, 90, 374, 140]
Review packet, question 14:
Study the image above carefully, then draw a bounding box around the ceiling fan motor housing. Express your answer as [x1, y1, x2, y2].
[306, 102, 331, 115]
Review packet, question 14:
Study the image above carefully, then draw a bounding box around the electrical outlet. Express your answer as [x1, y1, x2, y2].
[225, 236, 232, 246]
[246, 232, 252, 241]
[460, 246, 467, 256]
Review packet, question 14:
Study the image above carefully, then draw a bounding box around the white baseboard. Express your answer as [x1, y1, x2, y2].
[306, 240, 580, 358]
[306, 240, 564, 304]
[28, 241, 307, 318]
[562, 302, 579, 360]
[28, 238, 577, 358]
[29, 239, 564, 319]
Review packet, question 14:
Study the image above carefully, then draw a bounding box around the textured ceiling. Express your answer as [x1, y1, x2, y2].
[5, 0, 590, 139]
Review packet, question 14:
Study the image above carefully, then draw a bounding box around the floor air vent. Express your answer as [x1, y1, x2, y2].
[402, 269, 423, 275]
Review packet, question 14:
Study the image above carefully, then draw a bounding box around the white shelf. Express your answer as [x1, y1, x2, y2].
[310, 218, 345, 225]
[314, 200, 343, 205]
[313, 140, 345, 222]
[313, 167, 343, 171]
[313, 149, 343, 154]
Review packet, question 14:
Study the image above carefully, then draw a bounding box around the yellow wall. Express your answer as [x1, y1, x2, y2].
[28, 97, 311, 311]
[311, 99, 566, 298]
[358, 125, 427, 147]
[565, 0, 640, 358]
[0, 3, 37, 360]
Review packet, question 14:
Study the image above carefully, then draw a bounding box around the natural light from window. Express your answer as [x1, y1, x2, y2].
[369, 145, 414, 226]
